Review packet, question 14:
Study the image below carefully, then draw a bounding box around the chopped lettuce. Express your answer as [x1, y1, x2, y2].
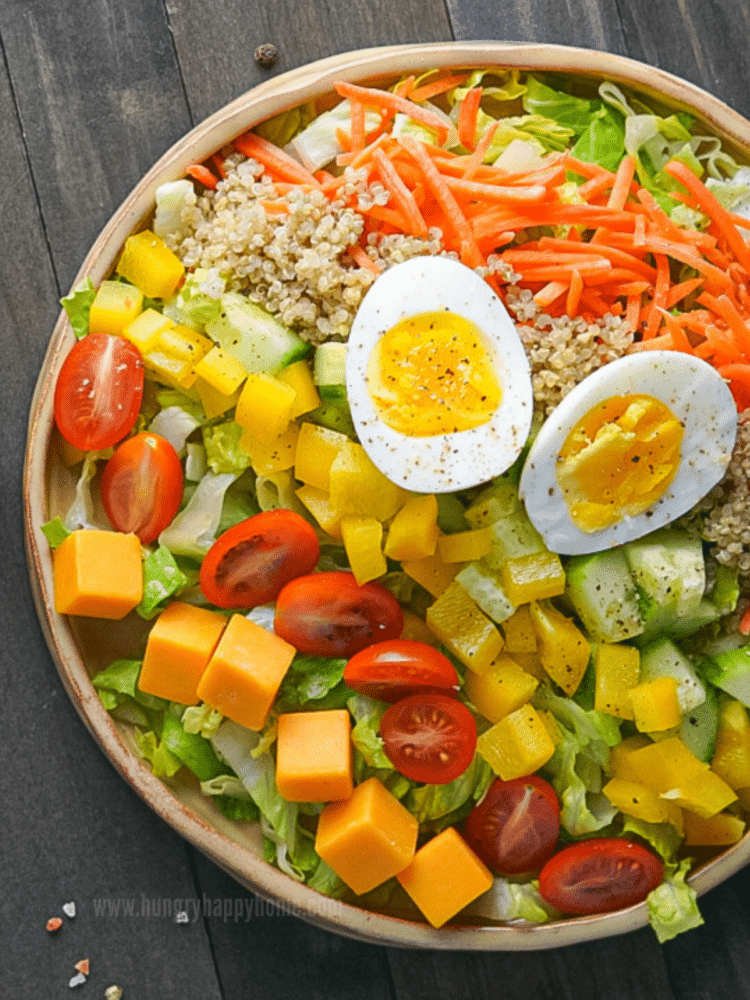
[153, 179, 194, 241]
[183, 703, 224, 739]
[542, 725, 617, 837]
[464, 877, 556, 923]
[647, 858, 704, 943]
[347, 694, 392, 769]
[137, 545, 189, 619]
[60, 277, 96, 339]
[275, 654, 349, 712]
[405, 753, 493, 830]
[449, 68, 526, 107]
[64, 451, 112, 531]
[158, 470, 236, 559]
[256, 100, 317, 149]
[203, 421, 253, 475]
[166, 268, 225, 329]
[41, 516, 71, 549]
[149, 404, 202, 455]
[621, 815, 682, 863]
[161, 704, 225, 781]
[522, 76, 603, 137]
[134, 729, 183, 778]
[284, 99, 380, 171]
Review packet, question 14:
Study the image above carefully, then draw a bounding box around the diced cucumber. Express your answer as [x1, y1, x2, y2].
[484, 508, 545, 570]
[624, 529, 705, 617]
[304, 399, 356, 438]
[436, 494, 469, 535]
[464, 478, 520, 528]
[679, 683, 719, 762]
[565, 549, 644, 642]
[314, 342, 348, 399]
[206, 292, 310, 373]
[639, 638, 706, 714]
[633, 595, 720, 649]
[703, 645, 750, 708]
[455, 561, 516, 624]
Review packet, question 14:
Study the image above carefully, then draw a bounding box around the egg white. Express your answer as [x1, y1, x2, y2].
[519, 351, 737, 555]
[346, 256, 534, 493]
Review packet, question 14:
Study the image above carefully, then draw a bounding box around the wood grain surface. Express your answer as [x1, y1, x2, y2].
[3, 0, 750, 996]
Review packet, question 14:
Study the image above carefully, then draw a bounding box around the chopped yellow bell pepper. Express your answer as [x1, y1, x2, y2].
[501, 605, 538, 654]
[401, 551, 461, 598]
[529, 601, 590, 696]
[158, 324, 213, 364]
[329, 441, 408, 522]
[437, 527, 493, 564]
[399, 611, 441, 646]
[294, 422, 350, 492]
[193, 346, 247, 396]
[276, 360, 320, 418]
[89, 280, 143, 335]
[625, 736, 708, 794]
[603, 777, 683, 830]
[476, 704, 556, 780]
[122, 308, 174, 354]
[384, 494, 439, 561]
[661, 769, 737, 818]
[295, 484, 343, 539]
[341, 515, 387, 585]
[683, 810, 746, 846]
[608, 734, 652, 781]
[465, 653, 539, 724]
[500, 550, 566, 605]
[116, 229, 185, 299]
[594, 643, 640, 720]
[235, 372, 296, 442]
[426, 580, 504, 674]
[240, 422, 300, 475]
[193, 377, 241, 420]
[629, 676, 681, 733]
[711, 698, 750, 790]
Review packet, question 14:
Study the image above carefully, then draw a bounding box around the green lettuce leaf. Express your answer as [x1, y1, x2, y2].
[522, 76, 601, 137]
[137, 545, 189, 619]
[203, 421, 253, 475]
[572, 104, 625, 173]
[464, 878, 556, 923]
[41, 516, 71, 549]
[159, 470, 236, 559]
[542, 725, 617, 837]
[149, 404, 203, 455]
[161, 704, 225, 781]
[347, 694, 392, 769]
[184, 704, 225, 739]
[134, 729, 183, 778]
[405, 753, 493, 830]
[276, 655, 349, 712]
[647, 858, 704, 943]
[61, 278, 96, 339]
[256, 100, 317, 149]
[621, 815, 682, 863]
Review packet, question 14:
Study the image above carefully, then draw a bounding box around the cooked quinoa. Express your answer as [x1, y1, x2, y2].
[168, 153, 443, 343]
[699, 411, 750, 579]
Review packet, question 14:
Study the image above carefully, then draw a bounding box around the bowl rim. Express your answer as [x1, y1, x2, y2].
[23, 39, 750, 951]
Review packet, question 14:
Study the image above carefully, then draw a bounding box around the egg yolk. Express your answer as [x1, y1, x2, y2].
[366, 311, 501, 436]
[556, 394, 684, 532]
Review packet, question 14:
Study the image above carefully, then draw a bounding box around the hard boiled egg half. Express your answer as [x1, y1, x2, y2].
[346, 256, 534, 493]
[519, 351, 737, 555]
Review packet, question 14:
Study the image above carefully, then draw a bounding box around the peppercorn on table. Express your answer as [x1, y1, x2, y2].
[5, 0, 750, 997]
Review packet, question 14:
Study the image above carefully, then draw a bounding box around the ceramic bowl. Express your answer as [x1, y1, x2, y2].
[24, 41, 750, 950]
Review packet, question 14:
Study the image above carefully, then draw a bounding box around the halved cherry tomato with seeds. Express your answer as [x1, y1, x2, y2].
[200, 509, 320, 609]
[380, 693, 476, 784]
[538, 838, 664, 915]
[463, 776, 560, 875]
[54, 333, 144, 451]
[100, 432, 183, 544]
[274, 571, 402, 657]
[344, 639, 459, 702]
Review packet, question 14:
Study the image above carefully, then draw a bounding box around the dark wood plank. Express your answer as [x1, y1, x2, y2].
[444, 0, 628, 52]
[190, 851, 396, 1000]
[614, 0, 750, 122]
[387, 926, 674, 1000]
[164, 0, 455, 123]
[0, 0, 193, 290]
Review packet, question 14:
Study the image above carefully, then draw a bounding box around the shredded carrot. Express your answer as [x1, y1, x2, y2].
[461, 122, 499, 181]
[643, 254, 671, 339]
[697, 292, 750, 356]
[233, 131, 322, 187]
[186, 164, 218, 189]
[534, 281, 568, 308]
[664, 277, 702, 309]
[211, 154, 228, 179]
[458, 87, 482, 150]
[607, 156, 637, 210]
[347, 243, 380, 273]
[633, 213, 646, 247]
[566, 269, 584, 317]
[394, 75, 416, 99]
[372, 147, 429, 238]
[408, 72, 470, 104]
[660, 309, 694, 353]
[350, 101, 366, 154]
[334, 80, 450, 143]
[629, 333, 675, 351]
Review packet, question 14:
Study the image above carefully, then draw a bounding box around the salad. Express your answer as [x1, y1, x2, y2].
[42, 66, 750, 941]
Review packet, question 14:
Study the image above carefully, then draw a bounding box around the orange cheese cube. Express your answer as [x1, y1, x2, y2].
[397, 827, 493, 928]
[315, 777, 418, 895]
[275, 710, 353, 802]
[138, 601, 227, 705]
[53, 529, 142, 619]
[196, 614, 295, 730]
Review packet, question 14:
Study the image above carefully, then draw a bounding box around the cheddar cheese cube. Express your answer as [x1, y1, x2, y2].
[196, 614, 295, 730]
[53, 529, 142, 620]
[315, 777, 418, 895]
[138, 601, 227, 705]
[275, 710, 353, 803]
[396, 827, 493, 928]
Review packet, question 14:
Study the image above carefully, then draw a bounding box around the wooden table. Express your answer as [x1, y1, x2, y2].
[3, 1, 750, 996]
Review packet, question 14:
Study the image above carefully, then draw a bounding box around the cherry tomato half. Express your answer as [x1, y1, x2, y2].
[100, 432, 184, 544]
[200, 509, 320, 609]
[54, 333, 144, 451]
[274, 571, 403, 657]
[463, 776, 560, 875]
[380, 693, 476, 785]
[344, 639, 459, 702]
[538, 838, 664, 915]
